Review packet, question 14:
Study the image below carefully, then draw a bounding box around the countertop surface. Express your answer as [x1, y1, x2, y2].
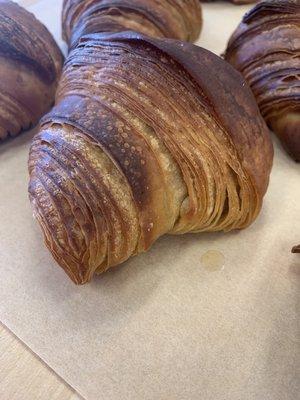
[0, 323, 82, 400]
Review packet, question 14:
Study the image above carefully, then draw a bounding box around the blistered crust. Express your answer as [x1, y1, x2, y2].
[29, 33, 273, 284]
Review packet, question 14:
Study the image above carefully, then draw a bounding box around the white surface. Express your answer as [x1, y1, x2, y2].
[0, 2, 299, 400]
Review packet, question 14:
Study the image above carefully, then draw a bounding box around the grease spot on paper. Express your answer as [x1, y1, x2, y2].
[201, 250, 225, 272]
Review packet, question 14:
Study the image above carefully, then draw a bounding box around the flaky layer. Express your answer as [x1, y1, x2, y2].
[225, 0, 300, 161]
[0, 0, 63, 140]
[62, 0, 202, 48]
[29, 32, 273, 284]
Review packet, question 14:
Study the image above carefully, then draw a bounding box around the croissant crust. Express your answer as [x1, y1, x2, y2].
[62, 0, 202, 48]
[225, 0, 300, 161]
[28, 32, 273, 284]
[0, 0, 63, 140]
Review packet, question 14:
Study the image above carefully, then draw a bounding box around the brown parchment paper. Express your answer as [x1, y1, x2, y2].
[0, 1, 299, 399]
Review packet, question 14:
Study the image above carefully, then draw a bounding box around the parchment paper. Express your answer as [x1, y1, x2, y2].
[0, 1, 299, 399]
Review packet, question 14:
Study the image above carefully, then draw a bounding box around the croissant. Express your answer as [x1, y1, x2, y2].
[28, 32, 273, 284]
[224, 0, 300, 161]
[292, 245, 300, 253]
[0, 0, 63, 141]
[62, 0, 202, 48]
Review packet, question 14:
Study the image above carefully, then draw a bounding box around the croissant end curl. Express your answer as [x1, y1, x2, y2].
[28, 32, 273, 284]
[62, 0, 202, 48]
[292, 245, 300, 253]
[225, 0, 300, 161]
[0, 0, 63, 140]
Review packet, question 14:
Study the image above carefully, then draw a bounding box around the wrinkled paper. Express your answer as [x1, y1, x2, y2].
[0, 1, 299, 399]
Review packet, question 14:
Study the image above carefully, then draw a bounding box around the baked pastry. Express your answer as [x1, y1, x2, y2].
[62, 0, 202, 48]
[225, 0, 300, 161]
[292, 245, 300, 253]
[28, 32, 273, 284]
[0, 0, 63, 141]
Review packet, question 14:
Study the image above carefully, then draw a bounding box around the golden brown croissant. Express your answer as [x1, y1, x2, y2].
[62, 0, 202, 48]
[28, 32, 273, 284]
[225, 0, 300, 161]
[0, 0, 63, 140]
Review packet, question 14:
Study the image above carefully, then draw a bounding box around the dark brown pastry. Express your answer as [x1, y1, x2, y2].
[292, 245, 300, 253]
[225, 0, 300, 161]
[0, 0, 63, 141]
[28, 32, 273, 284]
[62, 0, 202, 48]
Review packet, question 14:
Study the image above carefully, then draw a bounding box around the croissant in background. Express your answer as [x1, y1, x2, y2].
[292, 245, 300, 253]
[0, 0, 63, 141]
[62, 0, 202, 48]
[225, 0, 300, 161]
[28, 32, 273, 284]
